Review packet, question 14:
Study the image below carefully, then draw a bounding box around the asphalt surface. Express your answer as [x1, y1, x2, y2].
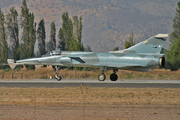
[0, 79, 180, 88]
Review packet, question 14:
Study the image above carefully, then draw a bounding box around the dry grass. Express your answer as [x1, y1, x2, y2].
[0, 67, 180, 80]
[0, 87, 180, 106]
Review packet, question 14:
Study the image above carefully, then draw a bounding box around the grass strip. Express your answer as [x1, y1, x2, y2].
[0, 87, 180, 106]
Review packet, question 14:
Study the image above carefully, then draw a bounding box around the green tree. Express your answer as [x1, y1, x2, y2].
[61, 12, 73, 51]
[0, 8, 8, 63]
[57, 28, 65, 50]
[46, 41, 51, 53]
[69, 16, 83, 51]
[57, 12, 84, 52]
[49, 21, 56, 51]
[20, 0, 36, 58]
[29, 13, 36, 57]
[165, 2, 180, 70]
[6, 7, 19, 60]
[169, 2, 180, 56]
[37, 19, 46, 56]
[170, 2, 180, 43]
[19, 44, 23, 60]
[113, 47, 119, 51]
[20, 0, 29, 58]
[125, 30, 135, 49]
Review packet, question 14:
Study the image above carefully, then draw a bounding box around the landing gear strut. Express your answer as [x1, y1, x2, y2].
[55, 66, 61, 81]
[110, 69, 118, 81]
[98, 71, 106, 81]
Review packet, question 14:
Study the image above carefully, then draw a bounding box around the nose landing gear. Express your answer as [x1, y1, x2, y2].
[55, 74, 61, 81]
[55, 66, 61, 81]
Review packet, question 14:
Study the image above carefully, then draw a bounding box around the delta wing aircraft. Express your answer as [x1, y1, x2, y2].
[7, 34, 168, 81]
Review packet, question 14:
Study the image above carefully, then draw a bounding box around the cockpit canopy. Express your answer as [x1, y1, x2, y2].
[42, 50, 61, 57]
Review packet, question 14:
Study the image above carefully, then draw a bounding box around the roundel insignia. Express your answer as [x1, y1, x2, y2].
[54, 59, 56, 61]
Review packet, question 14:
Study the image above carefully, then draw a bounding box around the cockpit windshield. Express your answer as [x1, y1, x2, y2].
[42, 50, 61, 57]
[50, 50, 61, 56]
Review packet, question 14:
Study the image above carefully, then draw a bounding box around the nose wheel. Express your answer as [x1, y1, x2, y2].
[55, 66, 61, 81]
[55, 75, 61, 81]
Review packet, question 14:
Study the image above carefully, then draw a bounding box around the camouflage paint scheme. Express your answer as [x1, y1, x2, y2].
[8, 34, 168, 81]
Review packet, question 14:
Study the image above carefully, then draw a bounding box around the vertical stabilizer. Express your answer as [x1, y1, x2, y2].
[124, 34, 168, 54]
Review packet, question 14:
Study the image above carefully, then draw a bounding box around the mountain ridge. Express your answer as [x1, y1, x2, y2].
[1, 0, 179, 52]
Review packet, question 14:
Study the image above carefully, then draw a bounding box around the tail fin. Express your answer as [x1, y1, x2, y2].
[124, 34, 168, 54]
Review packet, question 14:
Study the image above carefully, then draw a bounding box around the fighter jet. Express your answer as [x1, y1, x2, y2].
[7, 34, 168, 81]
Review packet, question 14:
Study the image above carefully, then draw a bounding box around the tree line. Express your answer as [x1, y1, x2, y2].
[1, 0, 180, 71]
[0, 0, 91, 66]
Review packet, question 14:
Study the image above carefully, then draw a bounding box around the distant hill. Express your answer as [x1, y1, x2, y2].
[1, 0, 179, 52]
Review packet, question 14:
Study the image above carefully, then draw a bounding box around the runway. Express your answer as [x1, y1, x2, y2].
[0, 79, 180, 88]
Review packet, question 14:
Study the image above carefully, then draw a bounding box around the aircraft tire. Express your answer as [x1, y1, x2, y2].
[110, 73, 118, 81]
[98, 73, 106, 81]
[55, 75, 61, 81]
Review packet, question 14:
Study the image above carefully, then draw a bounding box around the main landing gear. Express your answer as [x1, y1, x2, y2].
[110, 69, 118, 81]
[55, 66, 61, 81]
[98, 69, 118, 81]
[98, 71, 106, 81]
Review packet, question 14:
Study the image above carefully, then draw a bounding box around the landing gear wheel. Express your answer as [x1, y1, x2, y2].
[54, 65, 61, 81]
[110, 73, 118, 81]
[55, 75, 61, 81]
[98, 73, 106, 81]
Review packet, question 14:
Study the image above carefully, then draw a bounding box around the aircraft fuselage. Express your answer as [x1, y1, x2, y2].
[16, 51, 165, 72]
